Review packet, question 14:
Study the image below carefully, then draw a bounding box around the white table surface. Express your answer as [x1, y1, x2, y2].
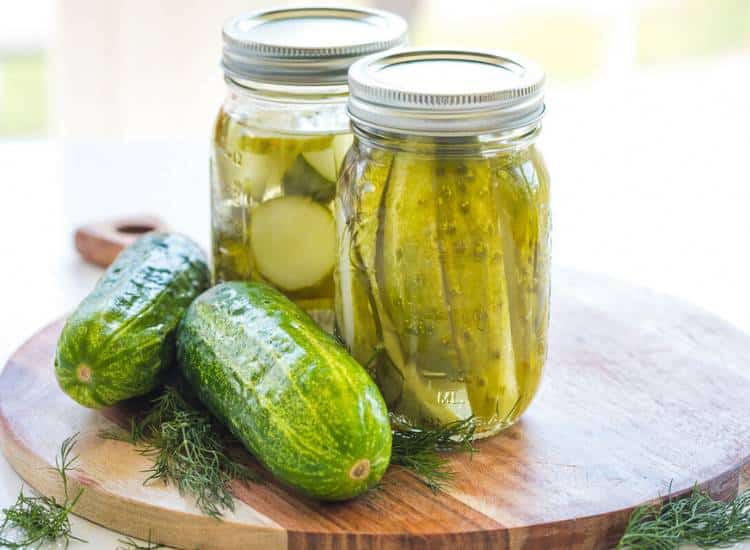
[2, 58, 750, 548]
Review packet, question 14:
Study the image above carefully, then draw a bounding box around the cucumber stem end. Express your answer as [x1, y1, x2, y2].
[349, 458, 371, 481]
[76, 364, 93, 384]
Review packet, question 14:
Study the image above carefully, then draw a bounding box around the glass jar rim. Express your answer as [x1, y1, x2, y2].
[222, 6, 408, 86]
[348, 47, 546, 136]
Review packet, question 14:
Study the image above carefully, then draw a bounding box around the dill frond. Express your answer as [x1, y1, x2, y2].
[100, 386, 259, 519]
[117, 529, 164, 549]
[0, 433, 86, 548]
[618, 485, 750, 549]
[390, 416, 477, 493]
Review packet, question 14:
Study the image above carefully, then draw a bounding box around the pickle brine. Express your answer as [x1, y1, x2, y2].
[211, 108, 353, 327]
[335, 142, 551, 437]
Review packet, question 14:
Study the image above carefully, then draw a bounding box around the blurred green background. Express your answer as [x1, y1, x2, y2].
[0, 53, 47, 135]
[1, 0, 748, 139]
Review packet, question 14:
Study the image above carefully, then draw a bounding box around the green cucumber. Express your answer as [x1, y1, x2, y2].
[250, 196, 335, 291]
[55, 233, 210, 408]
[176, 281, 392, 500]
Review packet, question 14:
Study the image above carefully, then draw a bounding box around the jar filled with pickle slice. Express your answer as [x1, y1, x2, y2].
[337, 49, 550, 438]
[212, 7, 407, 329]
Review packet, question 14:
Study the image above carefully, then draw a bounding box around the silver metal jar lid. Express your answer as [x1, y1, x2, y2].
[222, 6, 408, 86]
[348, 48, 545, 135]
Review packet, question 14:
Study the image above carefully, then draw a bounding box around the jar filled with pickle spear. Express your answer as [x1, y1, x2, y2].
[338, 49, 550, 438]
[212, 7, 408, 329]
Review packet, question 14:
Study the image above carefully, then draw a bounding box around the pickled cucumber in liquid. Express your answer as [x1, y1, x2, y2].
[335, 143, 550, 437]
[211, 109, 353, 326]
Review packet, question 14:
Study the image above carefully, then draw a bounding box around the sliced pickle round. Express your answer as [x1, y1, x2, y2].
[250, 196, 336, 291]
[212, 107, 351, 324]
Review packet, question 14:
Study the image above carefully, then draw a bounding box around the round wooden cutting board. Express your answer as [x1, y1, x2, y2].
[1, 269, 749, 550]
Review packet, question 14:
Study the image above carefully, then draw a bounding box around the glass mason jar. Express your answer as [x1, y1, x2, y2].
[211, 7, 407, 329]
[336, 49, 550, 438]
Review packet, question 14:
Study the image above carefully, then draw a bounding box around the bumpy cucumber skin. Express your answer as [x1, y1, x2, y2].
[55, 233, 210, 408]
[177, 282, 392, 501]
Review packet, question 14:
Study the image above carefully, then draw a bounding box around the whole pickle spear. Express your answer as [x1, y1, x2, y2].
[335, 161, 380, 369]
[346, 148, 404, 376]
[433, 158, 519, 425]
[530, 146, 552, 355]
[381, 153, 472, 426]
[493, 149, 547, 415]
[345, 148, 424, 410]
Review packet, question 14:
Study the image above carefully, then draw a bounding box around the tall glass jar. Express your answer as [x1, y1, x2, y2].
[337, 49, 550, 438]
[211, 7, 407, 329]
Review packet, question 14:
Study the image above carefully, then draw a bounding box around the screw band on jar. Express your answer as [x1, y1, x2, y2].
[347, 48, 545, 135]
[222, 6, 408, 86]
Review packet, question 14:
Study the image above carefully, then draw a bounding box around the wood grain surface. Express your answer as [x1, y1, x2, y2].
[1, 269, 749, 550]
[74, 215, 166, 267]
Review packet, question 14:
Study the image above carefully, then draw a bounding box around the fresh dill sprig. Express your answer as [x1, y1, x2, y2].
[100, 386, 259, 519]
[117, 529, 164, 550]
[0, 433, 85, 548]
[617, 485, 750, 549]
[390, 417, 477, 493]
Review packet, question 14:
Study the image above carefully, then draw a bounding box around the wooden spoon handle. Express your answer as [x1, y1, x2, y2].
[74, 215, 167, 267]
